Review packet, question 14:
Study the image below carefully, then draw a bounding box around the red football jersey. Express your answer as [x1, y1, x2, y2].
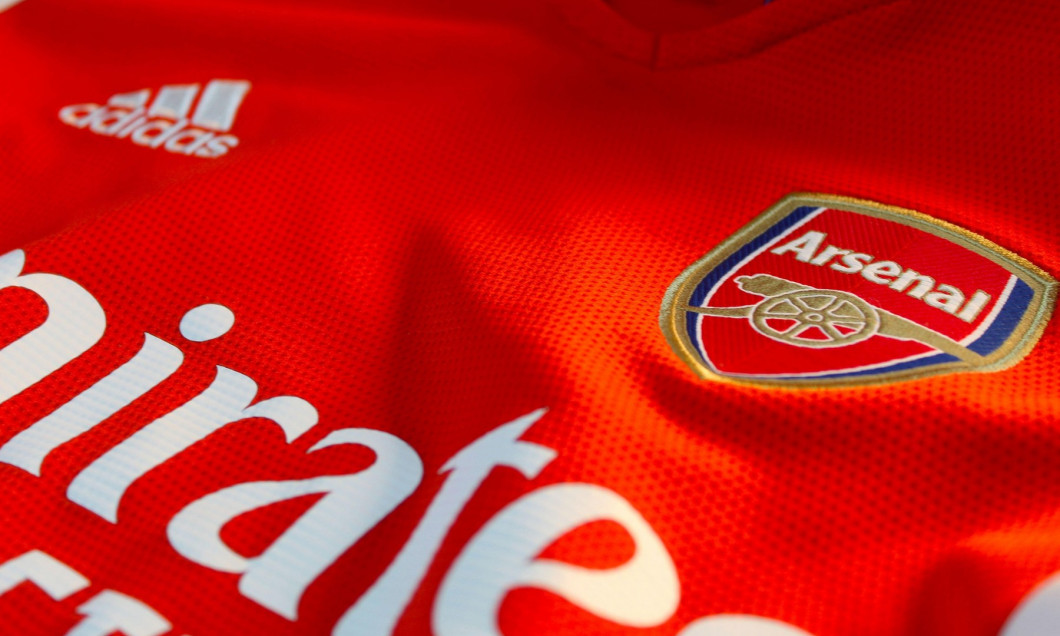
[2, 0, 1060, 635]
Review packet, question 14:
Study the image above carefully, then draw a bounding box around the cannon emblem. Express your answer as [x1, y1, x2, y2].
[687, 274, 982, 364]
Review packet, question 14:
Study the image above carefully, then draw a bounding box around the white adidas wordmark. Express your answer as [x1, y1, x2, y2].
[58, 80, 251, 159]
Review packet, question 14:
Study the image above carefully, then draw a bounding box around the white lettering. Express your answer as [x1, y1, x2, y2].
[830, 252, 872, 274]
[168, 428, 423, 620]
[770, 231, 825, 263]
[889, 269, 935, 298]
[433, 482, 680, 635]
[57, 104, 102, 128]
[66, 366, 318, 522]
[0, 552, 181, 636]
[678, 614, 815, 636]
[178, 303, 235, 342]
[333, 408, 553, 636]
[1001, 571, 1060, 636]
[770, 234, 989, 321]
[196, 134, 239, 158]
[0, 334, 183, 476]
[958, 290, 991, 322]
[89, 107, 142, 136]
[115, 116, 148, 139]
[861, 260, 902, 284]
[808, 245, 850, 266]
[924, 283, 965, 314]
[164, 129, 216, 156]
[66, 591, 171, 636]
[130, 118, 188, 149]
[0, 250, 107, 407]
[0, 550, 89, 601]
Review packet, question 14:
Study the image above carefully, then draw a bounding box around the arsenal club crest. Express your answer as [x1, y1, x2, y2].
[660, 194, 1057, 388]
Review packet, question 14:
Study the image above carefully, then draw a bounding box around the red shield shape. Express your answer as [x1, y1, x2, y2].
[661, 194, 1057, 387]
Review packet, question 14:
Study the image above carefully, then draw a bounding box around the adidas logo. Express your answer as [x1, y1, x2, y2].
[58, 79, 251, 159]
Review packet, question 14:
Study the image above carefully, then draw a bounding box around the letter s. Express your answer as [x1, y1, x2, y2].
[830, 252, 873, 274]
[194, 134, 239, 158]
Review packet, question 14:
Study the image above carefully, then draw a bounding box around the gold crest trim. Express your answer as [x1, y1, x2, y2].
[659, 193, 1057, 389]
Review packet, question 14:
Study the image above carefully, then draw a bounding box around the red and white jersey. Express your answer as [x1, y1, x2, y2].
[2, 0, 1060, 634]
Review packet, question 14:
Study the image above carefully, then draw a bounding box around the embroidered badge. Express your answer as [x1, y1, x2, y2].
[660, 194, 1057, 388]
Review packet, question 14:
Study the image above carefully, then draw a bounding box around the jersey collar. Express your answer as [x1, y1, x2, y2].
[554, 0, 904, 68]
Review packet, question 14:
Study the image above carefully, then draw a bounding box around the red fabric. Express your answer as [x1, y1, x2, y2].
[1, 0, 1059, 634]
